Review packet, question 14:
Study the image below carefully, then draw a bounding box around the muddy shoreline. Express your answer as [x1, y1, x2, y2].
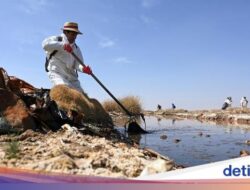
[144, 108, 250, 127]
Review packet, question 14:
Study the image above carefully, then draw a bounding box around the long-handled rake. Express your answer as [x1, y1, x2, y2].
[72, 52, 146, 133]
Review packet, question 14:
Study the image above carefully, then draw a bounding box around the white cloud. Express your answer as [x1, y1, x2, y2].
[99, 39, 115, 48]
[113, 57, 132, 65]
[18, 0, 50, 14]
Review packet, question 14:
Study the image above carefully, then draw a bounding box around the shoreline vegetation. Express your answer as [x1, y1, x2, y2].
[103, 96, 142, 115]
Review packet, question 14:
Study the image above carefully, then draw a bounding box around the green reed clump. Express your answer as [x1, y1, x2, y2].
[5, 140, 20, 159]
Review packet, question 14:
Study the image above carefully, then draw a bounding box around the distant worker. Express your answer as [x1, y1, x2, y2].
[42, 22, 92, 93]
[240, 97, 248, 108]
[222, 97, 232, 110]
[172, 103, 176, 110]
[157, 104, 162, 110]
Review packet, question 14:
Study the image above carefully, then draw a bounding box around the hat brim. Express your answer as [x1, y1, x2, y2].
[62, 28, 82, 35]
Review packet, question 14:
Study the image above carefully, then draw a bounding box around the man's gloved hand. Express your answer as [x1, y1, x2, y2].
[83, 65, 92, 75]
[63, 44, 73, 53]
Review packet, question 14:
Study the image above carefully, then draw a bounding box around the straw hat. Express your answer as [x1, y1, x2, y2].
[61, 22, 82, 34]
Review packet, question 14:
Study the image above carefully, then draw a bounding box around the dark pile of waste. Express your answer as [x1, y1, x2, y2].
[0, 67, 113, 134]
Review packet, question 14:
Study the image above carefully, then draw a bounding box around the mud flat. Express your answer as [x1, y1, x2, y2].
[144, 108, 250, 127]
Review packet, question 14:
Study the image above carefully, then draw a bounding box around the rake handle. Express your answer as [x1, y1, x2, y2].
[71, 52, 133, 117]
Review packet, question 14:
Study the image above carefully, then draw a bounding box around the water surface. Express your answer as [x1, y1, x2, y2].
[120, 116, 250, 167]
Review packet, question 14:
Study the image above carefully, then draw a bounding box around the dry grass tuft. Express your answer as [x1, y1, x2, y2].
[50, 85, 93, 115]
[102, 100, 119, 112]
[103, 96, 142, 115]
[50, 85, 113, 125]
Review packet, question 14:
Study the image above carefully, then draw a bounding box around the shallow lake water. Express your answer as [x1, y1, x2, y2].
[119, 116, 250, 167]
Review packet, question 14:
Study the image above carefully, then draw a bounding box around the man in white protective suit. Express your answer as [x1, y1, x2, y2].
[222, 97, 232, 110]
[42, 22, 92, 93]
[240, 97, 248, 108]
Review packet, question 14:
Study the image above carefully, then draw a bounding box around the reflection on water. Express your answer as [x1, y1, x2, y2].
[115, 116, 250, 167]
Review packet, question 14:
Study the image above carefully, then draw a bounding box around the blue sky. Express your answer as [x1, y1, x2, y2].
[1, 0, 250, 110]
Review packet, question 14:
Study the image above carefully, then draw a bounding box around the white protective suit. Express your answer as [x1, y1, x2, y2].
[240, 97, 248, 108]
[42, 33, 85, 92]
[224, 98, 232, 106]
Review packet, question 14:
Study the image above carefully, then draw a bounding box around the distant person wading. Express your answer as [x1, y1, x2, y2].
[172, 103, 176, 110]
[42, 22, 92, 93]
[157, 104, 162, 110]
